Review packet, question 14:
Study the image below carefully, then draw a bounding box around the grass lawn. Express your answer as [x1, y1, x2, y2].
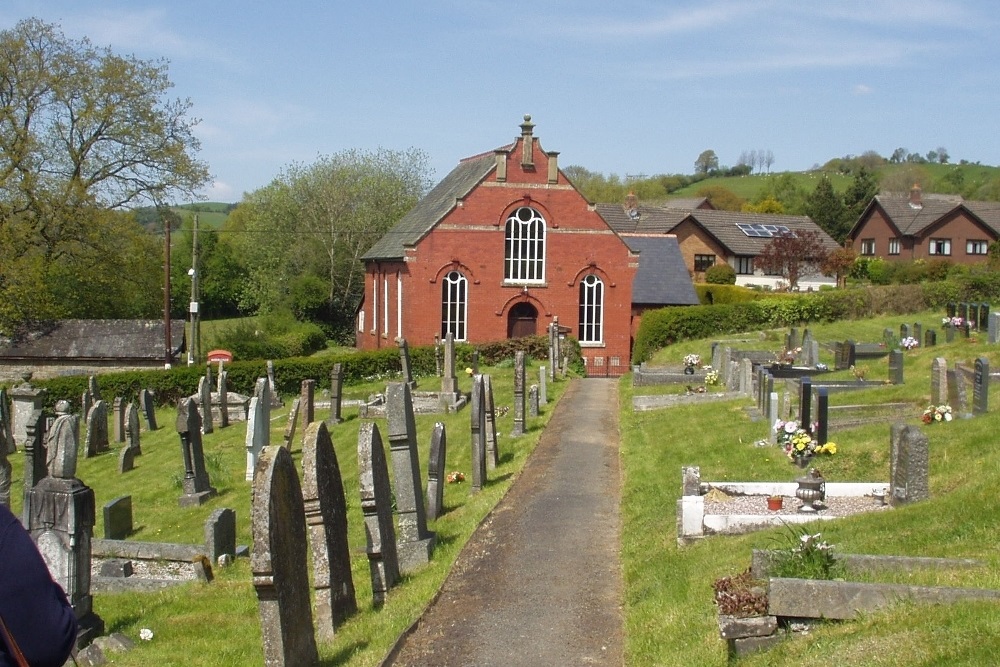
[622, 309, 1000, 665]
[9, 361, 567, 666]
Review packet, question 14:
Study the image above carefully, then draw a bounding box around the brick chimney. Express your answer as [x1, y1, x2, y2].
[909, 183, 923, 209]
[520, 114, 534, 168]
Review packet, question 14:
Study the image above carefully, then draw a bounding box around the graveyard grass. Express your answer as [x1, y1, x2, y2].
[7, 362, 568, 666]
[622, 309, 1000, 666]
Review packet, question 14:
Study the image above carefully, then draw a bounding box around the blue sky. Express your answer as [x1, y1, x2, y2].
[4, 1, 999, 203]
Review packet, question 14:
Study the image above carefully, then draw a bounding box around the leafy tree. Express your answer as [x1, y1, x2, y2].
[694, 185, 744, 211]
[754, 174, 807, 214]
[821, 246, 858, 288]
[842, 167, 879, 225]
[0, 19, 209, 332]
[742, 197, 784, 214]
[755, 230, 830, 289]
[694, 149, 719, 174]
[890, 147, 907, 163]
[805, 176, 847, 243]
[936, 146, 950, 164]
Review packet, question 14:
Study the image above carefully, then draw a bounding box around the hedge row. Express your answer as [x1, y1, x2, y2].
[31, 334, 567, 411]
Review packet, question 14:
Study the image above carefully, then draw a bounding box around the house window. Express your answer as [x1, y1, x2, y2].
[860, 239, 876, 256]
[504, 206, 546, 283]
[396, 272, 403, 339]
[371, 274, 378, 332]
[928, 238, 951, 256]
[888, 238, 900, 255]
[357, 309, 365, 332]
[441, 271, 468, 341]
[734, 256, 754, 275]
[967, 240, 989, 255]
[578, 274, 604, 344]
[694, 254, 716, 272]
[382, 277, 389, 336]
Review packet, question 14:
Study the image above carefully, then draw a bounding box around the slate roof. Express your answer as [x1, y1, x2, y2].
[859, 192, 1000, 237]
[0, 319, 186, 360]
[622, 236, 701, 306]
[663, 197, 712, 210]
[594, 203, 688, 235]
[362, 152, 498, 261]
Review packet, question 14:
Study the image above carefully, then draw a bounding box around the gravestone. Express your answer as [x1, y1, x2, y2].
[991, 312, 1000, 345]
[973, 357, 989, 415]
[21, 409, 46, 526]
[386, 383, 435, 571]
[512, 351, 526, 437]
[245, 378, 271, 481]
[889, 423, 930, 506]
[846, 340, 857, 368]
[882, 328, 894, 342]
[283, 397, 301, 449]
[888, 350, 904, 385]
[11, 375, 46, 450]
[959, 302, 969, 323]
[470, 375, 487, 492]
[789, 327, 800, 351]
[329, 363, 344, 423]
[85, 400, 109, 457]
[931, 358, 948, 405]
[900, 323, 911, 340]
[198, 376, 214, 434]
[969, 304, 980, 330]
[539, 367, 548, 405]
[925, 329, 937, 347]
[81, 389, 92, 423]
[103, 496, 133, 539]
[947, 366, 968, 416]
[217, 371, 230, 429]
[176, 397, 217, 507]
[763, 373, 774, 421]
[113, 397, 126, 443]
[913, 322, 922, 342]
[301, 422, 357, 638]
[28, 405, 104, 648]
[548, 321, 557, 381]
[250, 445, 318, 667]
[434, 337, 443, 377]
[979, 303, 990, 331]
[300, 379, 315, 429]
[528, 385, 539, 418]
[946, 302, 956, 318]
[740, 358, 753, 396]
[205, 507, 236, 563]
[815, 388, 829, 445]
[799, 377, 812, 429]
[945, 324, 955, 343]
[767, 392, 778, 443]
[397, 338, 417, 389]
[125, 401, 141, 455]
[426, 423, 446, 521]
[483, 374, 500, 469]
[682, 466, 700, 496]
[357, 422, 399, 606]
[471, 349, 480, 375]
[118, 444, 135, 473]
[139, 388, 158, 431]
[441, 333, 458, 403]
[87, 375, 102, 402]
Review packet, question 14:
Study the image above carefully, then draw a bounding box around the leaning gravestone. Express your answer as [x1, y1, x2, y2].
[357, 422, 399, 607]
[139, 388, 158, 431]
[125, 401, 141, 456]
[282, 398, 301, 450]
[512, 351, 526, 436]
[386, 383, 435, 571]
[251, 445, 318, 667]
[470, 375, 487, 492]
[301, 422, 357, 639]
[29, 402, 104, 647]
[176, 398, 217, 507]
[397, 338, 417, 389]
[85, 399, 110, 457]
[245, 378, 271, 481]
[889, 423, 929, 506]
[483, 374, 499, 470]
[426, 423, 446, 521]
[973, 357, 990, 415]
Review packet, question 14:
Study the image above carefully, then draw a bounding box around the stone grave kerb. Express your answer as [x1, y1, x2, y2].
[357, 422, 400, 606]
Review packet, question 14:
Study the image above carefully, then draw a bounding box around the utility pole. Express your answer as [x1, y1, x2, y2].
[188, 214, 201, 365]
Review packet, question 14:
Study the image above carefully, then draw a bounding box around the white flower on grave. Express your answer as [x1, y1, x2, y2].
[140, 628, 154, 641]
[783, 421, 798, 434]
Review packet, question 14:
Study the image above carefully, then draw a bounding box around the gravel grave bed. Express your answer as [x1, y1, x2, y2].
[704, 490, 891, 517]
[92, 558, 198, 581]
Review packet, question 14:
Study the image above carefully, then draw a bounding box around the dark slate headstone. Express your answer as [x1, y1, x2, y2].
[426, 423, 446, 522]
[357, 422, 399, 606]
[889, 423, 929, 506]
[913, 322, 922, 343]
[204, 507, 236, 563]
[139, 389, 157, 431]
[470, 375, 487, 493]
[84, 400, 109, 457]
[799, 377, 812, 429]
[511, 351, 526, 437]
[900, 323, 910, 340]
[397, 337, 416, 389]
[888, 350, 904, 385]
[250, 445, 318, 667]
[176, 398, 217, 507]
[969, 304, 980, 330]
[979, 303, 990, 331]
[959, 302, 969, 323]
[483, 374, 500, 470]
[301, 422, 357, 639]
[973, 357, 989, 415]
[925, 329, 936, 347]
[386, 383, 434, 571]
[329, 363, 344, 423]
[103, 495, 133, 540]
[846, 340, 857, 368]
[946, 302, 956, 318]
[816, 388, 829, 445]
[125, 402, 141, 456]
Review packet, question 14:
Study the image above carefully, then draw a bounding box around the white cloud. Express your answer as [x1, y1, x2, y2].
[853, 84, 873, 95]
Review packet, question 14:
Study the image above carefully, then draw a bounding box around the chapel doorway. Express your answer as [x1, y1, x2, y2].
[507, 302, 538, 338]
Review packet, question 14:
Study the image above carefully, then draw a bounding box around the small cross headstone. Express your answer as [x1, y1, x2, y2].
[889, 423, 929, 506]
[511, 351, 526, 437]
[888, 350, 904, 385]
[483, 374, 499, 470]
[176, 397, 217, 507]
[357, 422, 399, 606]
[245, 378, 271, 481]
[426, 422, 446, 521]
[251, 445, 318, 666]
[470, 375, 487, 492]
[386, 383, 435, 571]
[973, 357, 989, 415]
[931, 357, 948, 405]
[139, 388, 158, 431]
[329, 363, 344, 423]
[301, 421, 357, 638]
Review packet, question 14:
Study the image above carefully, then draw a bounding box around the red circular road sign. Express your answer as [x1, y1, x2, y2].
[206, 349, 233, 363]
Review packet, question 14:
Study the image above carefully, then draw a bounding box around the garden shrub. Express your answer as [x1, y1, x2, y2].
[704, 263, 737, 285]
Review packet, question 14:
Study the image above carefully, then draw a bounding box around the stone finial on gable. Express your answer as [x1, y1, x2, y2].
[520, 114, 534, 168]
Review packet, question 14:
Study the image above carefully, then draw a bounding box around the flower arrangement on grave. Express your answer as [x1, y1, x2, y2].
[922, 404, 953, 423]
[683, 353, 701, 367]
[774, 419, 837, 462]
[942, 316, 964, 327]
[849, 364, 868, 380]
[776, 347, 801, 365]
[703, 366, 720, 385]
[900, 336, 919, 351]
[446, 471, 466, 483]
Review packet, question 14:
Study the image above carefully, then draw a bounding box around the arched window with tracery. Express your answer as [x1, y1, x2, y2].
[504, 206, 546, 283]
[578, 274, 604, 344]
[441, 270, 468, 341]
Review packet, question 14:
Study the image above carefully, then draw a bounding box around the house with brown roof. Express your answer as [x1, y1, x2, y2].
[595, 201, 840, 289]
[846, 185, 1000, 264]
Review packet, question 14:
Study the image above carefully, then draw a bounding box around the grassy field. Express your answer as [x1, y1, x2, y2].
[622, 309, 1000, 665]
[9, 362, 567, 666]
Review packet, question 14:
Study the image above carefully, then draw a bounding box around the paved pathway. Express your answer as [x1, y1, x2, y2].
[386, 378, 624, 666]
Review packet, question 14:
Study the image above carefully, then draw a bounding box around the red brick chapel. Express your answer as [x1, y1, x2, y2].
[358, 116, 697, 374]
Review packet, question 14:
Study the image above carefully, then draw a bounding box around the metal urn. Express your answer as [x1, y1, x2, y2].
[795, 468, 826, 513]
